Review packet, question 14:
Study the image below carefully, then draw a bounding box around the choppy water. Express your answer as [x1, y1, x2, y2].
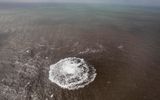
[0, 3, 160, 100]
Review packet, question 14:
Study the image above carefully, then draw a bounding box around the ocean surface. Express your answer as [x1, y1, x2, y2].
[0, 3, 160, 100]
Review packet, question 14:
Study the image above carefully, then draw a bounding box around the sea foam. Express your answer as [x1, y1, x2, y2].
[49, 57, 97, 90]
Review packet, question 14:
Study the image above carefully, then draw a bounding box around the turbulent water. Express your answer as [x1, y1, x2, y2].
[49, 57, 96, 90]
[0, 3, 160, 100]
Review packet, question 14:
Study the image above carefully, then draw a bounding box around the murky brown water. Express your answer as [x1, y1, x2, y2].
[0, 3, 160, 100]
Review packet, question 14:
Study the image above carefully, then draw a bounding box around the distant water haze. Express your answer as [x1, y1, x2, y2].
[0, 0, 160, 6]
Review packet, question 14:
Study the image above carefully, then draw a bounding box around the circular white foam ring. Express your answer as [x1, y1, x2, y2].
[49, 57, 97, 90]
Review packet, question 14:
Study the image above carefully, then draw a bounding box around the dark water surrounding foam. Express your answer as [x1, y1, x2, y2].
[0, 3, 160, 100]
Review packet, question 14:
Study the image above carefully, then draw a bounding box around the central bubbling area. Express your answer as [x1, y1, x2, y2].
[61, 61, 79, 74]
[49, 57, 97, 90]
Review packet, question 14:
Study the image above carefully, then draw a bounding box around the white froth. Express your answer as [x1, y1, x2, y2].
[49, 57, 97, 90]
[62, 64, 76, 74]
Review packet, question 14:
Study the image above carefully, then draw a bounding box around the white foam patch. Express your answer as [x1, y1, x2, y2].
[49, 57, 97, 90]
